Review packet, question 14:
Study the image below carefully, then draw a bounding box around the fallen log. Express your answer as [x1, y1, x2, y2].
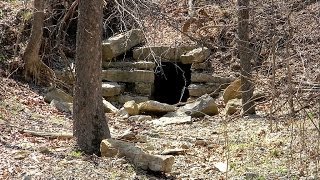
[100, 138, 174, 173]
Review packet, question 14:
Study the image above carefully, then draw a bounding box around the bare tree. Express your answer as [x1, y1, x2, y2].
[23, 0, 54, 85]
[73, 0, 111, 154]
[237, 0, 255, 115]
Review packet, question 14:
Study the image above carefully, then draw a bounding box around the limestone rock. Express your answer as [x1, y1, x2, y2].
[191, 61, 211, 71]
[102, 69, 154, 83]
[133, 46, 195, 62]
[103, 99, 118, 113]
[103, 61, 155, 70]
[50, 100, 73, 113]
[100, 139, 174, 172]
[151, 116, 192, 126]
[123, 100, 139, 116]
[225, 98, 242, 115]
[116, 107, 129, 118]
[102, 29, 145, 61]
[119, 95, 149, 104]
[161, 148, 187, 155]
[128, 115, 152, 122]
[102, 82, 123, 97]
[180, 47, 211, 64]
[44, 88, 73, 103]
[188, 83, 220, 97]
[134, 82, 153, 95]
[223, 79, 242, 103]
[180, 94, 218, 117]
[191, 73, 234, 84]
[118, 129, 137, 141]
[138, 100, 176, 115]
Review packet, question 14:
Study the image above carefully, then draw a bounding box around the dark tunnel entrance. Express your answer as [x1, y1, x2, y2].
[153, 62, 191, 105]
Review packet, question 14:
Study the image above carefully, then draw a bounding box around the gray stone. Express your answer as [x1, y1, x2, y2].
[118, 95, 149, 104]
[128, 115, 152, 122]
[133, 46, 195, 62]
[188, 83, 220, 97]
[116, 107, 129, 118]
[103, 99, 118, 113]
[102, 69, 154, 83]
[151, 116, 192, 126]
[191, 73, 234, 84]
[225, 98, 242, 115]
[180, 47, 211, 64]
[180, 94, 218, 117]
[191, 61, 211, 70]
[44, 88, 73, 103]
[102, 29, 145, 61]
[50, 100, 73, 113]
[138, 100, 176, 114]
[102, 82, 124, 97]
[102, 61, 155, 70]
[123, 100, 139, 116]
[134, 82, 153, 95]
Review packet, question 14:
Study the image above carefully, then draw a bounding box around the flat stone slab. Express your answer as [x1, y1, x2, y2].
[151, 116, 192, 126]
[180, 47, 211, 64]
[102, 69, 154, 83]
[133, 46, 195, 62]
[191, 61, 211, 71]
[188, 83, 220, 97]
[104, 94, 149, 104]
[102, 29, 146, 61]
[102, 82, 124, 97]
[103, 61, 155, 70]
[138, 100, 176, 114]
[134, 82, 153, 95]
[191, 73, 234, 84]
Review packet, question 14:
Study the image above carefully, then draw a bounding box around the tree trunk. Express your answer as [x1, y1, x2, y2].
[73, 0, 111, 154]
[23, 0, 54, 85]
[237, 0, 255, 115]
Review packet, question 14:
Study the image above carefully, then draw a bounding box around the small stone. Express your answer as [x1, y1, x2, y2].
[128, 115, 152, 122]
[123, 100, 139, 116]
[44, 88, 73, 103]
[225, 98, 242, 115]
[151, 116, 192, 126]
[195, 139, 208, 146]
[214, 162, 228, 173]
[103, 99, 118, 113]
[50, 100, 73, 113]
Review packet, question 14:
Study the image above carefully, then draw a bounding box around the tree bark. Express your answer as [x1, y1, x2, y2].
[73, 0, 111, 154]
[237, 0, 255, 115]
[23, 0, 54, 85]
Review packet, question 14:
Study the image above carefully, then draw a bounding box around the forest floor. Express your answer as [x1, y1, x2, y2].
[1, 0, 320, 179]
[1, 75, 319, 180]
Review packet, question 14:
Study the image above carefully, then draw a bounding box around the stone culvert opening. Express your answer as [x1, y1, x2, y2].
[153, 62, 191, 105]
